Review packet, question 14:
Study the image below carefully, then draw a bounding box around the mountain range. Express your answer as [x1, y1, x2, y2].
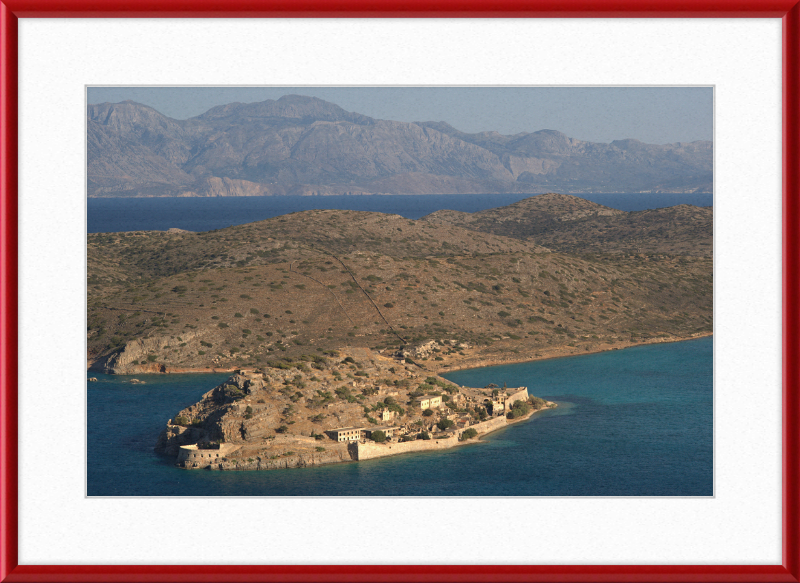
[87, 95, 713, 198]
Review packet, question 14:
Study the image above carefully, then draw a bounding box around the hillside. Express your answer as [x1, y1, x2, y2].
[87, 196, 712, 375]
[87, 95, 713, 198]
[423, 193, 713, 257]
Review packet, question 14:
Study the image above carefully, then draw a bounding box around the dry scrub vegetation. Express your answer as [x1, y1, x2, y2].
[87, 195, 712, 374]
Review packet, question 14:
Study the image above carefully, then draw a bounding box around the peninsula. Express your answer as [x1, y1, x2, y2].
[88, 193, 712, 376]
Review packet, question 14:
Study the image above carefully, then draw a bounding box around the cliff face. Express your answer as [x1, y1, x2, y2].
[88, 95, 712, 197]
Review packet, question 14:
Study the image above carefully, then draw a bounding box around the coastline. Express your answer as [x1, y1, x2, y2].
[87, 332, 712, 376]
[215, 403, 560, 470]
[436, 331, 712, 375]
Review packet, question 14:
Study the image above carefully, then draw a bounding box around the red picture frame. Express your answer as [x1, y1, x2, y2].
[1, 3, 798, 582]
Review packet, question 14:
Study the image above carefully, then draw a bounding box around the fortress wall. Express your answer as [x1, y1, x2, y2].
[355, 435, 460, 460]
[355, 416, 509, 461]
[506, 387, 529, 408]
[469, 415, 507, 435]
[177, 443, 239, 466]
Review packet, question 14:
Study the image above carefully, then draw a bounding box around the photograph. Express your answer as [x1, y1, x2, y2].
[85, 86, 714, 496]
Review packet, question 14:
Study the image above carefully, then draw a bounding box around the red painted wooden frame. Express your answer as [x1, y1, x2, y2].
[1, 3, 798, 582]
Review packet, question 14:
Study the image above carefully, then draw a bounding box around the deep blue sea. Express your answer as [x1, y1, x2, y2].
[87, 336, 712, 497]
[87, 193, 712, 233]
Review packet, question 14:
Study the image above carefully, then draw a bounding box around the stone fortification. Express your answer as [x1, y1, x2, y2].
[217, 447, 352, 471]
[177, 443, 240, 468]
[505, 387, 529, 409]
[355, 434, 460, 460]
[354, 415, 509, 461]
[469, 415, 508, 435]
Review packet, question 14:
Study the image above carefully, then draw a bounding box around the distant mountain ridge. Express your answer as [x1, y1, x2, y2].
[87, 95, 713, 198]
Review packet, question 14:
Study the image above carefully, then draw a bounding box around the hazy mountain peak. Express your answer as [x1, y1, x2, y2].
[194, 94, 373, 125]
[87, 95, 712, 198]
[87, 100, 184, 138]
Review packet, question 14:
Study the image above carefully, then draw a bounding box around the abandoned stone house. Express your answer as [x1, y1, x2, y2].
[328, 427, 365, 442]
[365, 426, 400, 439]
[380, 409, 397, 422]
[416, 395, 443, 410]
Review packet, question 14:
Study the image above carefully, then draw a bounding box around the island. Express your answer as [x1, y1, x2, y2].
[155, 347, 556, 470]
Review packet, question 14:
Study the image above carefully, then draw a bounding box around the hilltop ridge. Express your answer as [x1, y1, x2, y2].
[423, 193, 712, 257]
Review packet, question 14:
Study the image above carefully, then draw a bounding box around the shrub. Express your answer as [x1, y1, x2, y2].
[315, 446, 326, 452]
[275, 425, 288, 433]
[383, 303, 395, 308]
[422, 409, 434, 417]
[417, 431, 431, 440]
[507, 399, 531, 419]
[174, 416, 189, 426]
[245, 406, 253, 414]
[250, 308, 259, 314]
[530, 396, 547, 409]
[147, 355, 157, 362]
[460, 428, 478, 441]
[218, 322, 229, 328]
[371, 430, 387, 443]
[234, 313, 244, 318]
[436, 419, 454, 431]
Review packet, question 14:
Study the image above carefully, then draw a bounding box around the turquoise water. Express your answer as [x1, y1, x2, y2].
[87, 336, 712, 496]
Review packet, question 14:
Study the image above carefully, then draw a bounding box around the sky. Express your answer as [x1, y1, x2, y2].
[87, 86, 712, 145]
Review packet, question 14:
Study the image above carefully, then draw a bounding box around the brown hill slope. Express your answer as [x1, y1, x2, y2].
[87, 209, 548, 292]
[88, 205, 712, 375]
[423, 193, 713, 256]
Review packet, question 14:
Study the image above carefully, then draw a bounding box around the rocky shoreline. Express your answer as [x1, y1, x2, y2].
[436, 331, 713, 374]
[151, 346, 558, 472]
[90, 332, 711, 377]
[174, 400, 557, 472]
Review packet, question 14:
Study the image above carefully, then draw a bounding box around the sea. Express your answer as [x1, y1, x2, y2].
[87, 336, 712, 497]
[86, 192, 713, 496]
[87, 192, 713, 233]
